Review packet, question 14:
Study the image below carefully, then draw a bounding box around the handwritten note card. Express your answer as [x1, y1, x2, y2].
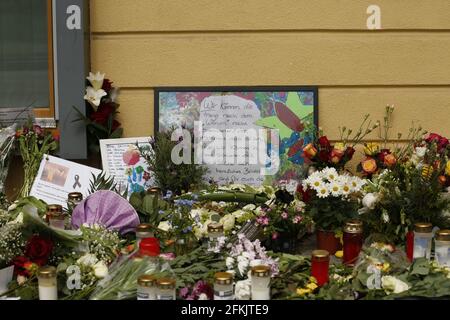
[100, 137, 155, 197]
[199, 95, 264, 185]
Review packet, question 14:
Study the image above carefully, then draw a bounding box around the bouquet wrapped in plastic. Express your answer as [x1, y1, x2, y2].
[0, 125, 16, 194]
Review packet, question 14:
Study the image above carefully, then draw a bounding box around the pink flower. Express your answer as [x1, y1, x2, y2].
[272, 232, 279, 240]
[292, 215, 303, 224]
[256, 216, 270, 226]
[281, 212, 288, 219]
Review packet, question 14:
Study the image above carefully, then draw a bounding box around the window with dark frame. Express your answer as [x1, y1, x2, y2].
[0, 0, 55, 121]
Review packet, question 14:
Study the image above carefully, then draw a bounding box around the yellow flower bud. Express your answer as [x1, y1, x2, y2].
[363, 142, 380, 156]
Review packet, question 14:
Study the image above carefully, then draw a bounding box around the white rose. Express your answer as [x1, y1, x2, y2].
[77, 253, 98, 267]
[235, 279, 252, 300]
[415, 147, 427, 158]
[242, 204, 256, 211]
[93, 261, 108, 279]
[381, 276, 409, 294]
[198, 293, 209, 300]
[157, 221, 172, 232]
[220, 214, 235, 232]
[362, 193, 379, 210]
[7, 203, 17, 211]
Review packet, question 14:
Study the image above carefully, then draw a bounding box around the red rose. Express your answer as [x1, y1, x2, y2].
[378, 149, 391, 162]
[32, 125, 44, 137]
[90, 103, 115, 125]
[102, 79, 113, 93]
[318, 150, 330, 162]
[344, 146, 355, 160]
[296, 184, 311, 203]
[12, 256, 32, 276]
[426, 133, 449, 152]
[318, 136, 331, 149]
[25, 235, 53, 266]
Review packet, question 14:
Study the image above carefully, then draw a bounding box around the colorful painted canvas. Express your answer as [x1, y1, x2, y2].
[155, 87, 318, 188]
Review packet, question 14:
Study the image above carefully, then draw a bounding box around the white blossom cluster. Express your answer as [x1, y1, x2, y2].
[303, 167, 366, 199]
[0, 223, 25, 266]
[80, 224, 121, 264]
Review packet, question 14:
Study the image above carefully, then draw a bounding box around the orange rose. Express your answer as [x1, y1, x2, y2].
[303, 143, 318, 158]
[383, 154, 397, 167]
[438, 175, 447, 186]
[361, 158, 378, 174]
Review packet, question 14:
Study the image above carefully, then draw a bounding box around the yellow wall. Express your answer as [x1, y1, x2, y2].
[90, 0, 450, 142]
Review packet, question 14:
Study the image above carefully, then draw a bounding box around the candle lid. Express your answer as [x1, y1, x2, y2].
[435, 229, 450, 241]
[208, 222, 224, 233]
[251, 265, 271, 277]
[156, 278, 176, 289]
[38, 266, 56, 278]
[312, 250, 330, 262]
[138, 274, 156, 287]
[414, 222, 432, 233]
[214, 272, 233, 285]
[136, 223, 153, 233]
[344, 220, 363, 233]
[147, 187, 162, 195]
[68, 192, 83, 201]
[47, 204, 63, 214]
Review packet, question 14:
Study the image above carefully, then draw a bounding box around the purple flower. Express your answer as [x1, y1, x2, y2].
[179, 287, 190, 299]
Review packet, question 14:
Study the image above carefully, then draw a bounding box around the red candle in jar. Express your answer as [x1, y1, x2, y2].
[343, 220, 363, 266]
[311, 250, 330, 286]
[405, 231, 414, 262]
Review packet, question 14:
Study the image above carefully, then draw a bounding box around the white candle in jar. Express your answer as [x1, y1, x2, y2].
[435, 230, 450, 267]
[156, 278, 176, 300]
[413, 223, 433, 260]
[137, 274, 156, 300]
[251, 265, 271, 300]
[214, 272, 234, 300]
[38, 266, 58, 300]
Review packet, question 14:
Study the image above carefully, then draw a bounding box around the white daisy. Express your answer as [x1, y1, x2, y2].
[308, 175, 323, 190]
[329, 182, 341, 196]
[323, 167, 338, 182]
[316, 186, 330, 198]
[341, 183, 351, 195]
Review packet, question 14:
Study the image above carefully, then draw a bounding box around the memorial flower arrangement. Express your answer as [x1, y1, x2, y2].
[302, 167, 366, 232]
[0, 125, 16, 195]
[16, 122, 59, 198]
[359, 132, 450, 243]
[75, 71, 123, 154]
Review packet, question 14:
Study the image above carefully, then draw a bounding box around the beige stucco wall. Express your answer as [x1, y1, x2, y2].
[90, 0, 450, 142]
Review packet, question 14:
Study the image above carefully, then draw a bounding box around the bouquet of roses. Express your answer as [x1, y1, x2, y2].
[302, 114, 379, 170]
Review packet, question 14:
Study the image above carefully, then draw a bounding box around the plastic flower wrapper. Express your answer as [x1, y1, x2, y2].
[89, 253, 162, 300]
[0, 124, 16, 194]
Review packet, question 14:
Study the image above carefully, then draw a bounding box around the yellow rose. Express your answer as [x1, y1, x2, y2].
[382, 262, 390, 273]
[335, 250, 343, 258]
[361, 158, 378, 174]
[296, 288, 311, 296]
[309, 276, 317, 284]
[445, 161, 450, 176]
[334, 142, 346, 151]
[306, 282, 318, 291]
[364, 143, 380, 156]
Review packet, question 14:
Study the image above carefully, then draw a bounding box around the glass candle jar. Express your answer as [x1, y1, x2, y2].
[47, 204, 65, 229]
[137, 274, 156, 300]
[67, 192, 83, 210]
[343, 220, 363, 266]
[251, 265, 271, 300]
[208, 222, 224, 250]
[311, 250, 330, 287]
[214, 272, 234, 300]
[413, 222, 433, 260]
[434, 229, 450, 267]
[135, 223, 154, 247]
[38, 266, 57, 300]
[156, 278, 176, 300]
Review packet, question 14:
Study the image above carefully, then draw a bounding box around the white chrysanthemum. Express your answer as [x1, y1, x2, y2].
[329, 182, 341, 196]
[341, 183, 351, 195]
[349, 177, 365, 192]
